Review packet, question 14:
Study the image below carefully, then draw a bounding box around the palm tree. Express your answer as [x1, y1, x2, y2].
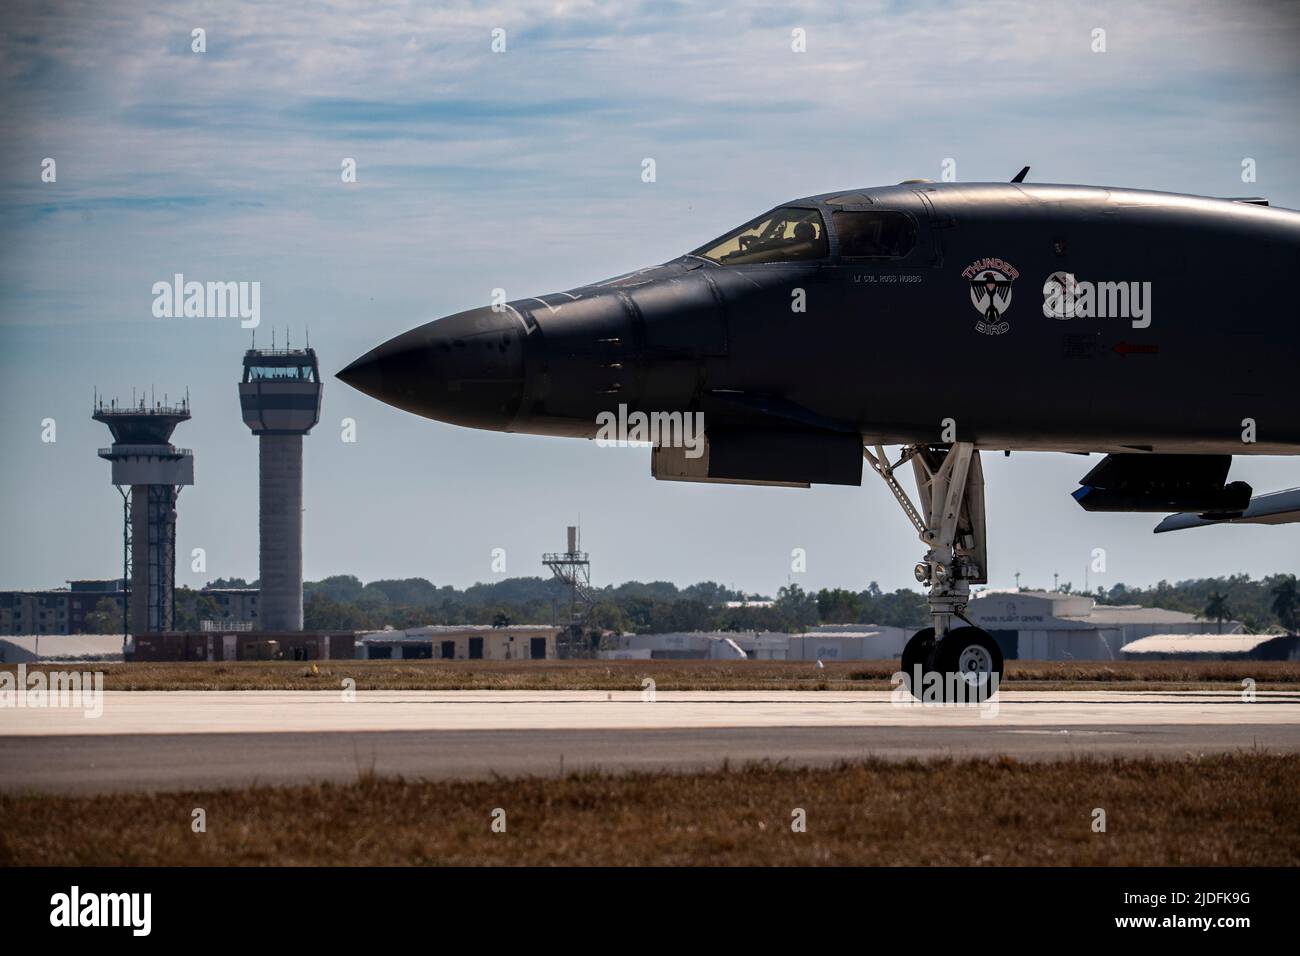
[1272, 576, 1299, 634]
[1203, 592, 1231, 634]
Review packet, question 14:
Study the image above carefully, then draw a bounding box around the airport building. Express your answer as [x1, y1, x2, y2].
[608, 626, 907, 660]
[129, 630, 354, 662]
[789, 624, 911, 660]
[356, 625, 559, 661]
[0, 580, 127, 635]
[1121, 632, 1299, 661]
[200, 587, 260, 628]
[965, 590, 1241, 661]
[0, 633, 125, 663]
[0, 581, 260, 636]
[604, 592, 1247, 662]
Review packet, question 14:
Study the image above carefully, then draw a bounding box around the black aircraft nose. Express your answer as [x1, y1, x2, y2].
[338, 306, 525, 430]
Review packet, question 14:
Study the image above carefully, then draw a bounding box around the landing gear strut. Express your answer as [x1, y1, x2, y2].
[864, 442, 1004, 701]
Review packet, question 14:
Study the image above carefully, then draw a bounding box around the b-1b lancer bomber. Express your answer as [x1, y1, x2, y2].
[340, 171, 1300, 698]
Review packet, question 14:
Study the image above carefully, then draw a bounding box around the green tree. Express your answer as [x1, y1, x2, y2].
[859, 585, 929, 628]
[1272, 575, 1298, 633]
[620, 596, 657, 631]
[817, 588, 863, 624]
[303, 594, 372, 631]
[83, 597, 121, 634]
[590, 601, 630, 634]
[367, 578, 441, 606]
[206, 577, 251, 589]
[1203, 592, 1231, 634]
[291, 572, 1296, 637]
[357, 583, 393, 607]
[648, 599, 715, 633]
[680, 581, 744, 605]
[306, 575, 366, 603]
[775, 583, 819, 630]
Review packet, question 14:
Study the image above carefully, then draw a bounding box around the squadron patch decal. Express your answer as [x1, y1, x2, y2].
[962, 257, 1019, 335]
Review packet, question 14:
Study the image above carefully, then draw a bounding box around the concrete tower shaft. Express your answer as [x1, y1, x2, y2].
[239, 347, 322, 632]
[258, 433, 304, 630]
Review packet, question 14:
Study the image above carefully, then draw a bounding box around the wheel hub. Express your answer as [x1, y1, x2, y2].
[957, 643, 993, 682]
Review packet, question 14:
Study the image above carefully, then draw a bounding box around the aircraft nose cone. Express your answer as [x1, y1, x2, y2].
[336, 353, 384, 396]
[338, 307, 525, 430]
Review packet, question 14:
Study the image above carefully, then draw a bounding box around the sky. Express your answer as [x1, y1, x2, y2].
[1, 0, 1298, 597]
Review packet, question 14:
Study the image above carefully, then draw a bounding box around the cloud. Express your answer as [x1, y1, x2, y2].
[1, 0, 1298, 330]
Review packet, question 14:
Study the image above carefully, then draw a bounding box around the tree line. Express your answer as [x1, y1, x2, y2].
[77, 572, 1297, 635]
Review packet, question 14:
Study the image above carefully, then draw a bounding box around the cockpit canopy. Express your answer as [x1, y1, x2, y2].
[692, 206, 828, 265]
[692, 205, 918, 264]
[832, 209, 917, 259]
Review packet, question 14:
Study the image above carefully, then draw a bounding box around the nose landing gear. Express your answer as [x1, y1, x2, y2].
[864, 441, 1004, 701]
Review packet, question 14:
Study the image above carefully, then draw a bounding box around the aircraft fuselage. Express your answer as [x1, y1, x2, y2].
[340, 182, 1300, 460]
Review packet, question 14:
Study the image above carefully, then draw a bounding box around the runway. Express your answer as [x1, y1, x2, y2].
[2, 689, 1298, 793]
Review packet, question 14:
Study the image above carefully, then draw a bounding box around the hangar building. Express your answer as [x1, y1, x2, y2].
[965, 590, 1241, 661]
[1121, 632, 1299, 661]
[603, 592, 1240, 662]
[608, 626, 908, 660]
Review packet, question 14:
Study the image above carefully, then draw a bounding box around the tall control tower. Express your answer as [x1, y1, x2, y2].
[239, 345, 322, 631]
[94, 394, 194, 635]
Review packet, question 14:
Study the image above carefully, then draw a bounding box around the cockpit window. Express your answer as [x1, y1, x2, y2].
[692, 207, 828, 264]
[832, 210, 917, 259]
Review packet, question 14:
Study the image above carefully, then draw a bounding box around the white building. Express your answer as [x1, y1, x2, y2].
[789, 625, 910, 661]
[613, 630, 793, 660]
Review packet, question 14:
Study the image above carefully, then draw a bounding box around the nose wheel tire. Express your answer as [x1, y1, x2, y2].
[900, 625, 1003, 701]
[931, 626, 1003, 701]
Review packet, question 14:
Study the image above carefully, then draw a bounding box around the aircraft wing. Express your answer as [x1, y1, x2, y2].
[1153, 487, 1300, 532]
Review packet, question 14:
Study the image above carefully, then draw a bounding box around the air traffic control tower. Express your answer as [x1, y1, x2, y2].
[94, 395, 194, 635]
[239, 345, 322, 631]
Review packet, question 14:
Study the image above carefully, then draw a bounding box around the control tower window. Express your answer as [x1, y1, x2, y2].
[832, 210, 917, 259]
[692, 207, 828, 265]
[247, 365, 315, 381]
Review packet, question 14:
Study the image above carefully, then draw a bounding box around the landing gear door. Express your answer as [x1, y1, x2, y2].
[961, 451, 987, 585]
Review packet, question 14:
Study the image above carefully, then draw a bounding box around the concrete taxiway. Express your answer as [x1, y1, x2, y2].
[2, 689, 1298, 793]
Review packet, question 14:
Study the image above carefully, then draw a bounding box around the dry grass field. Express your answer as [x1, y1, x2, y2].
[5, 658, 1298, 691]
[3, 753, 1295, 866]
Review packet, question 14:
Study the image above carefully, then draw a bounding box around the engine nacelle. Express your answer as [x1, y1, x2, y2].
[1072, 453, 1252, 514]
